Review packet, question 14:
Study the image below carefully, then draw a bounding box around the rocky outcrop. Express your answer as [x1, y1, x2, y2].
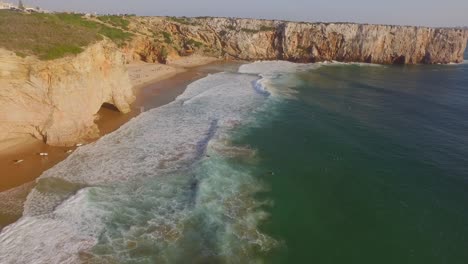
[121, 36, 161, 63]
[0, 40, 134, 149]
[130, 17, 468, 64]
[120, 35, 181, 64]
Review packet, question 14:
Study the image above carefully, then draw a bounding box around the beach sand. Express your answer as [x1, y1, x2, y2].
[0, 56, 240, 228]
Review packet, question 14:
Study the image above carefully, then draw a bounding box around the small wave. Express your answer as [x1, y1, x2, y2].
[319, 60, 384, 67]
[253, 78, 271, 96]
[240, 61, 313, 100]
[439, 60, 468, 66]
[239, 60, 382, 76]
[239, 60, 318, 75]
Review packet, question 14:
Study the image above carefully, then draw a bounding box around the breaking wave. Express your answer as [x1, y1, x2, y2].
[1, 60, 387, 263]
[0, 69, 280, 263]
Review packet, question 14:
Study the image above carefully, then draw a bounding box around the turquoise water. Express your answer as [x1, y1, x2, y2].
[234, 60, 468, 263]
[1, 56, 467, 263]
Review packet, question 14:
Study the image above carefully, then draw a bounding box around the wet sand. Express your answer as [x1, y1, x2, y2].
[0, 60, 241, 228]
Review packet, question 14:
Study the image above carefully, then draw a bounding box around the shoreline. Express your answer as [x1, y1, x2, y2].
[0, 56, 230, 193]
[0, 57, 242, 229]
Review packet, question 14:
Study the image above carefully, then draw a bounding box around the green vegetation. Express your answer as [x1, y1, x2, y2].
[186, 38, 204, 48]
[0, 11, 133, 60]
[39, 44, 83, 60]
[53, 13, 100, 29]
[162, 31, 173, 44]
[259, 25, 276, 31]
[52, 13, 133, 46]
[241, 26, 276, 34]
[160, 46, 168, 62]
[98, 26, 132, 46]
[167, 16, 199, 26]
[97, 15, 130, 30]
[240, 28, 259, 34]
[226, 25, 275, 33]
[14, 51, 27, 58]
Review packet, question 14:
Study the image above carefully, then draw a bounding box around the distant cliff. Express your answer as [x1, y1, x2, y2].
[128, 17, 468, 64]
[0, 40, 134, 149]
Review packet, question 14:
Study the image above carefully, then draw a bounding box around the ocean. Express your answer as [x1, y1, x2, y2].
[1, 53, 467, 263]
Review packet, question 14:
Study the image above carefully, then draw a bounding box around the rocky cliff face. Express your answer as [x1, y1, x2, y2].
[1, 17, 466, 150]
[0, 40, 134, 149]
[130, 17, 468, 64]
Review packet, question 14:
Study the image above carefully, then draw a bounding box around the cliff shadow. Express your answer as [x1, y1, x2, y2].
[100, 103, 120, 112]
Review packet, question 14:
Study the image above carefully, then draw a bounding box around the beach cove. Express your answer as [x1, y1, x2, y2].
[0, 9, 467, 263]
[0, 57, 240, 228]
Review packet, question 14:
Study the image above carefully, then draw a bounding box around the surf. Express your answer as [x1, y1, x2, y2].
[0, 67, 285, 263]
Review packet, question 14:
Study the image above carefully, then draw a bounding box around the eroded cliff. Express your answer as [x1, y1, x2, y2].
[0, 40, 134, 149]
[1, 16, 467, 150]
[128, 17, 468, 64]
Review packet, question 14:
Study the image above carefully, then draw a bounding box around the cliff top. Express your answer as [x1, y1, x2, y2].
[1, 13, 466, 63]
[0, 10, 133, 60]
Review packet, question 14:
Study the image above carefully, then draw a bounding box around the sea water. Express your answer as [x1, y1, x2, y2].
[239, 59, 468, 263]
[1, 53, 468, 263]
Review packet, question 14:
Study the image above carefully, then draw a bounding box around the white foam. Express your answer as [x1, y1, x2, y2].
[0, 217, 96, 264]
[0, 71, 271, 263]
[240, 61, 314, 100]
[322, 60, 384, 67]
[238, 60, 381, 77]
[0, 183, 34, 221]
[1, 61, 319, 262]
[239, 60, 315, 75]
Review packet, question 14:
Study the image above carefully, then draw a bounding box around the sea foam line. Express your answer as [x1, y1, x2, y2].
[0, 70, 274, 263]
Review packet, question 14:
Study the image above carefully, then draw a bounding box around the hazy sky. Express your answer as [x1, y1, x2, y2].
[24, 0, 468, 27]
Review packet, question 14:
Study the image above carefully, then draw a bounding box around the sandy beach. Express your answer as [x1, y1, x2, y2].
[0, 56, 231, 228]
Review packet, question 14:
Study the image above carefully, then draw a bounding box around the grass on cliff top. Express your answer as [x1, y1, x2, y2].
[97, 15, 130, 30]
[0, 11, 133, 60]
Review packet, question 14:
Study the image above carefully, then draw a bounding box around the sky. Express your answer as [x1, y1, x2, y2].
[23, 0, 468, 27]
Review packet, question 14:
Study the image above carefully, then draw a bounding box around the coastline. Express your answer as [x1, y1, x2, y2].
[0, 56, 227, 193]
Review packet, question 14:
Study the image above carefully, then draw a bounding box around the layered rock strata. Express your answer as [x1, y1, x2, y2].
[130, 17, 468, 64]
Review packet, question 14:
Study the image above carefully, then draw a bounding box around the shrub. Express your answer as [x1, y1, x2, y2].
[15, 51, 27, 58]
[160, 46, 168, 63]
[167, 16, 199, 26]
[241, 28, 259, 34]
[186, 39, 204, 48]
[260, 25, 276, 31]
[162, 31, 173, 44]
[240, 26, 276, 34]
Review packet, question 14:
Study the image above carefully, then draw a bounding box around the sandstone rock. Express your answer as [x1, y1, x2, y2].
[129, 17, 468, 64]
[0, 40, 134, 149]
[1, 17, 467, 151]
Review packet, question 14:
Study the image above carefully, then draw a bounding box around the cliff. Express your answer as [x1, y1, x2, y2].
[128, 17, 468, 64]
[0, 40, 134, 149]
[1, 16, 467, 150]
